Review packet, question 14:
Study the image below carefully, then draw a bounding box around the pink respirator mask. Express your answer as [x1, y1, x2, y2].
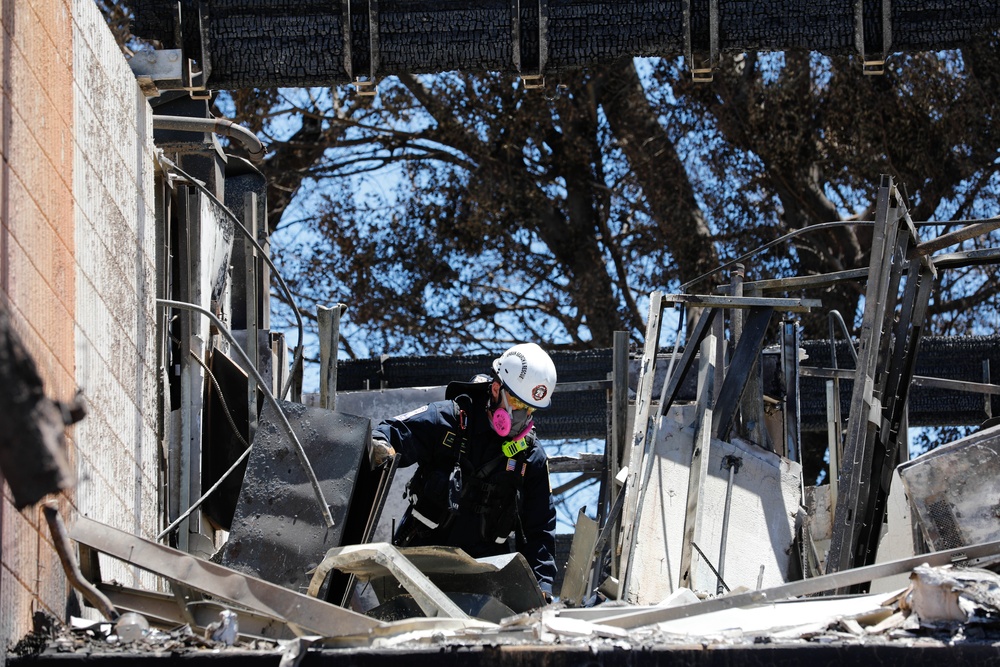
[491, 388, 534, 441]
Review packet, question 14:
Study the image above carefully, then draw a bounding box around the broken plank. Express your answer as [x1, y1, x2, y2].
[561, 538, 1000, 629]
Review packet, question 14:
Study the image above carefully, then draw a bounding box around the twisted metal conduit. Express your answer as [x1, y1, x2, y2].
[153, 115, 266, 162]
[158, 298, 335, 529]
[159, 156, 304, 402]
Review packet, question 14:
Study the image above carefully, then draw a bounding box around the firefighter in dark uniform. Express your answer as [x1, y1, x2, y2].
[371, 343, 558, 596]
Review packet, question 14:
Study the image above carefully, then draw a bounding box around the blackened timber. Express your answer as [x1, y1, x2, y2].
[658, 307, 718, 415]
[335, 336, 1000, 439]
[711, 306, 772, 442]
[127, 0, 1000, 89]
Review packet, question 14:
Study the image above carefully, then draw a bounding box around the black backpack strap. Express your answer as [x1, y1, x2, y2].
[451, 394, 473, 462]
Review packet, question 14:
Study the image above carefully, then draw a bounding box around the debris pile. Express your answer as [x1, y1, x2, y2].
[13, 564, 1000, 661]
[11, 611, 278, 659]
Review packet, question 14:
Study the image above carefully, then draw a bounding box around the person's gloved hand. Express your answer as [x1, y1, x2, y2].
[369, 437, 396, 470]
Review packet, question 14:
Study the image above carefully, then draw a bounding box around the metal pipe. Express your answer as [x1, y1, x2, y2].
[42, 503, 120, 621]
[825, 380, 839, 509]
[158, 299, 335, 528]
[161, 157, 304, 402]
[156, 353, 252, 542]
[153, 115, 266, 162]
[716, 455, 740, 595]
[826, 309, 852, 502]
[915, 216, 1000, 255]
[681, 221, 876, 293]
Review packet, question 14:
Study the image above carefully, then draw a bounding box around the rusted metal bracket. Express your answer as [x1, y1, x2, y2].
[856, 0, 892, 75]
[132, 3, 211, 97]
[513, 0, 549, 89]
[345, 0, 379, 96]
[683, 0, 719, 82]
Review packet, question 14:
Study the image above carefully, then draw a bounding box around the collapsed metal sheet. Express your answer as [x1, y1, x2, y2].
[69, 516, 379, 637]
[625, 406, 802, 603]
[217, 400, 374, 593]
[898, 423, 1000, 551]
[321, 544, 547, 615]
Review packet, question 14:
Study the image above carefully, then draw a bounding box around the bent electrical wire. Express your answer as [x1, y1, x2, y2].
[680, 220, 877, 293]
[158, 298, 335, 529]
[155, 351, 252, 541]
[158, 155, 304, 401]
[681, 214, 1000, 293]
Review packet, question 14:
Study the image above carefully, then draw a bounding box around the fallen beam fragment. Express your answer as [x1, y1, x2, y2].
[43, 505, 118, 621]
[559, 538, 1000, 629]
[69, 517, 379, 638]
[662, 294, 821, 313]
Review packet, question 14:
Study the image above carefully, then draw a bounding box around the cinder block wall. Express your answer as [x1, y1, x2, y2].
[70, 0, 158, 573]
[0, 0, 158, 656]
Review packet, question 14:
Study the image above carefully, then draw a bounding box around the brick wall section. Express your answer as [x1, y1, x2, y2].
[0, 0, 77, 654]
[0, 0, 158, 655]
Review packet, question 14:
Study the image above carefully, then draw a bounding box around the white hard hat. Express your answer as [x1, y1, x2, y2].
[492, 343, 557, 409]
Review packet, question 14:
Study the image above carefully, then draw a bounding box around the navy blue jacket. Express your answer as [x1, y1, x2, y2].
[374, 382, 557, 593]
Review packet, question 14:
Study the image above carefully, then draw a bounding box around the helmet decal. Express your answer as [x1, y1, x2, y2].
[493, 343, 557, 408]
[505, 350, 529, 380]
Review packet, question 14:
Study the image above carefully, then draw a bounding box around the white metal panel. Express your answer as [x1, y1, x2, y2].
[628, 406, 802, 603]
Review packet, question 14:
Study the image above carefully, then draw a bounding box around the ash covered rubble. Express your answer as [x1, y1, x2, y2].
[13, 562, 1000, 662]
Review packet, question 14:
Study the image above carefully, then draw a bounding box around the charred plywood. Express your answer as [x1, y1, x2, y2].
[218, 400, 374, 594]
[625, 406, 801, 603]
[899, 424, 1000, 552]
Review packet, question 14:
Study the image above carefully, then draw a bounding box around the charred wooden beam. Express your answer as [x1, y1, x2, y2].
[126, 0, 1000, 89]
